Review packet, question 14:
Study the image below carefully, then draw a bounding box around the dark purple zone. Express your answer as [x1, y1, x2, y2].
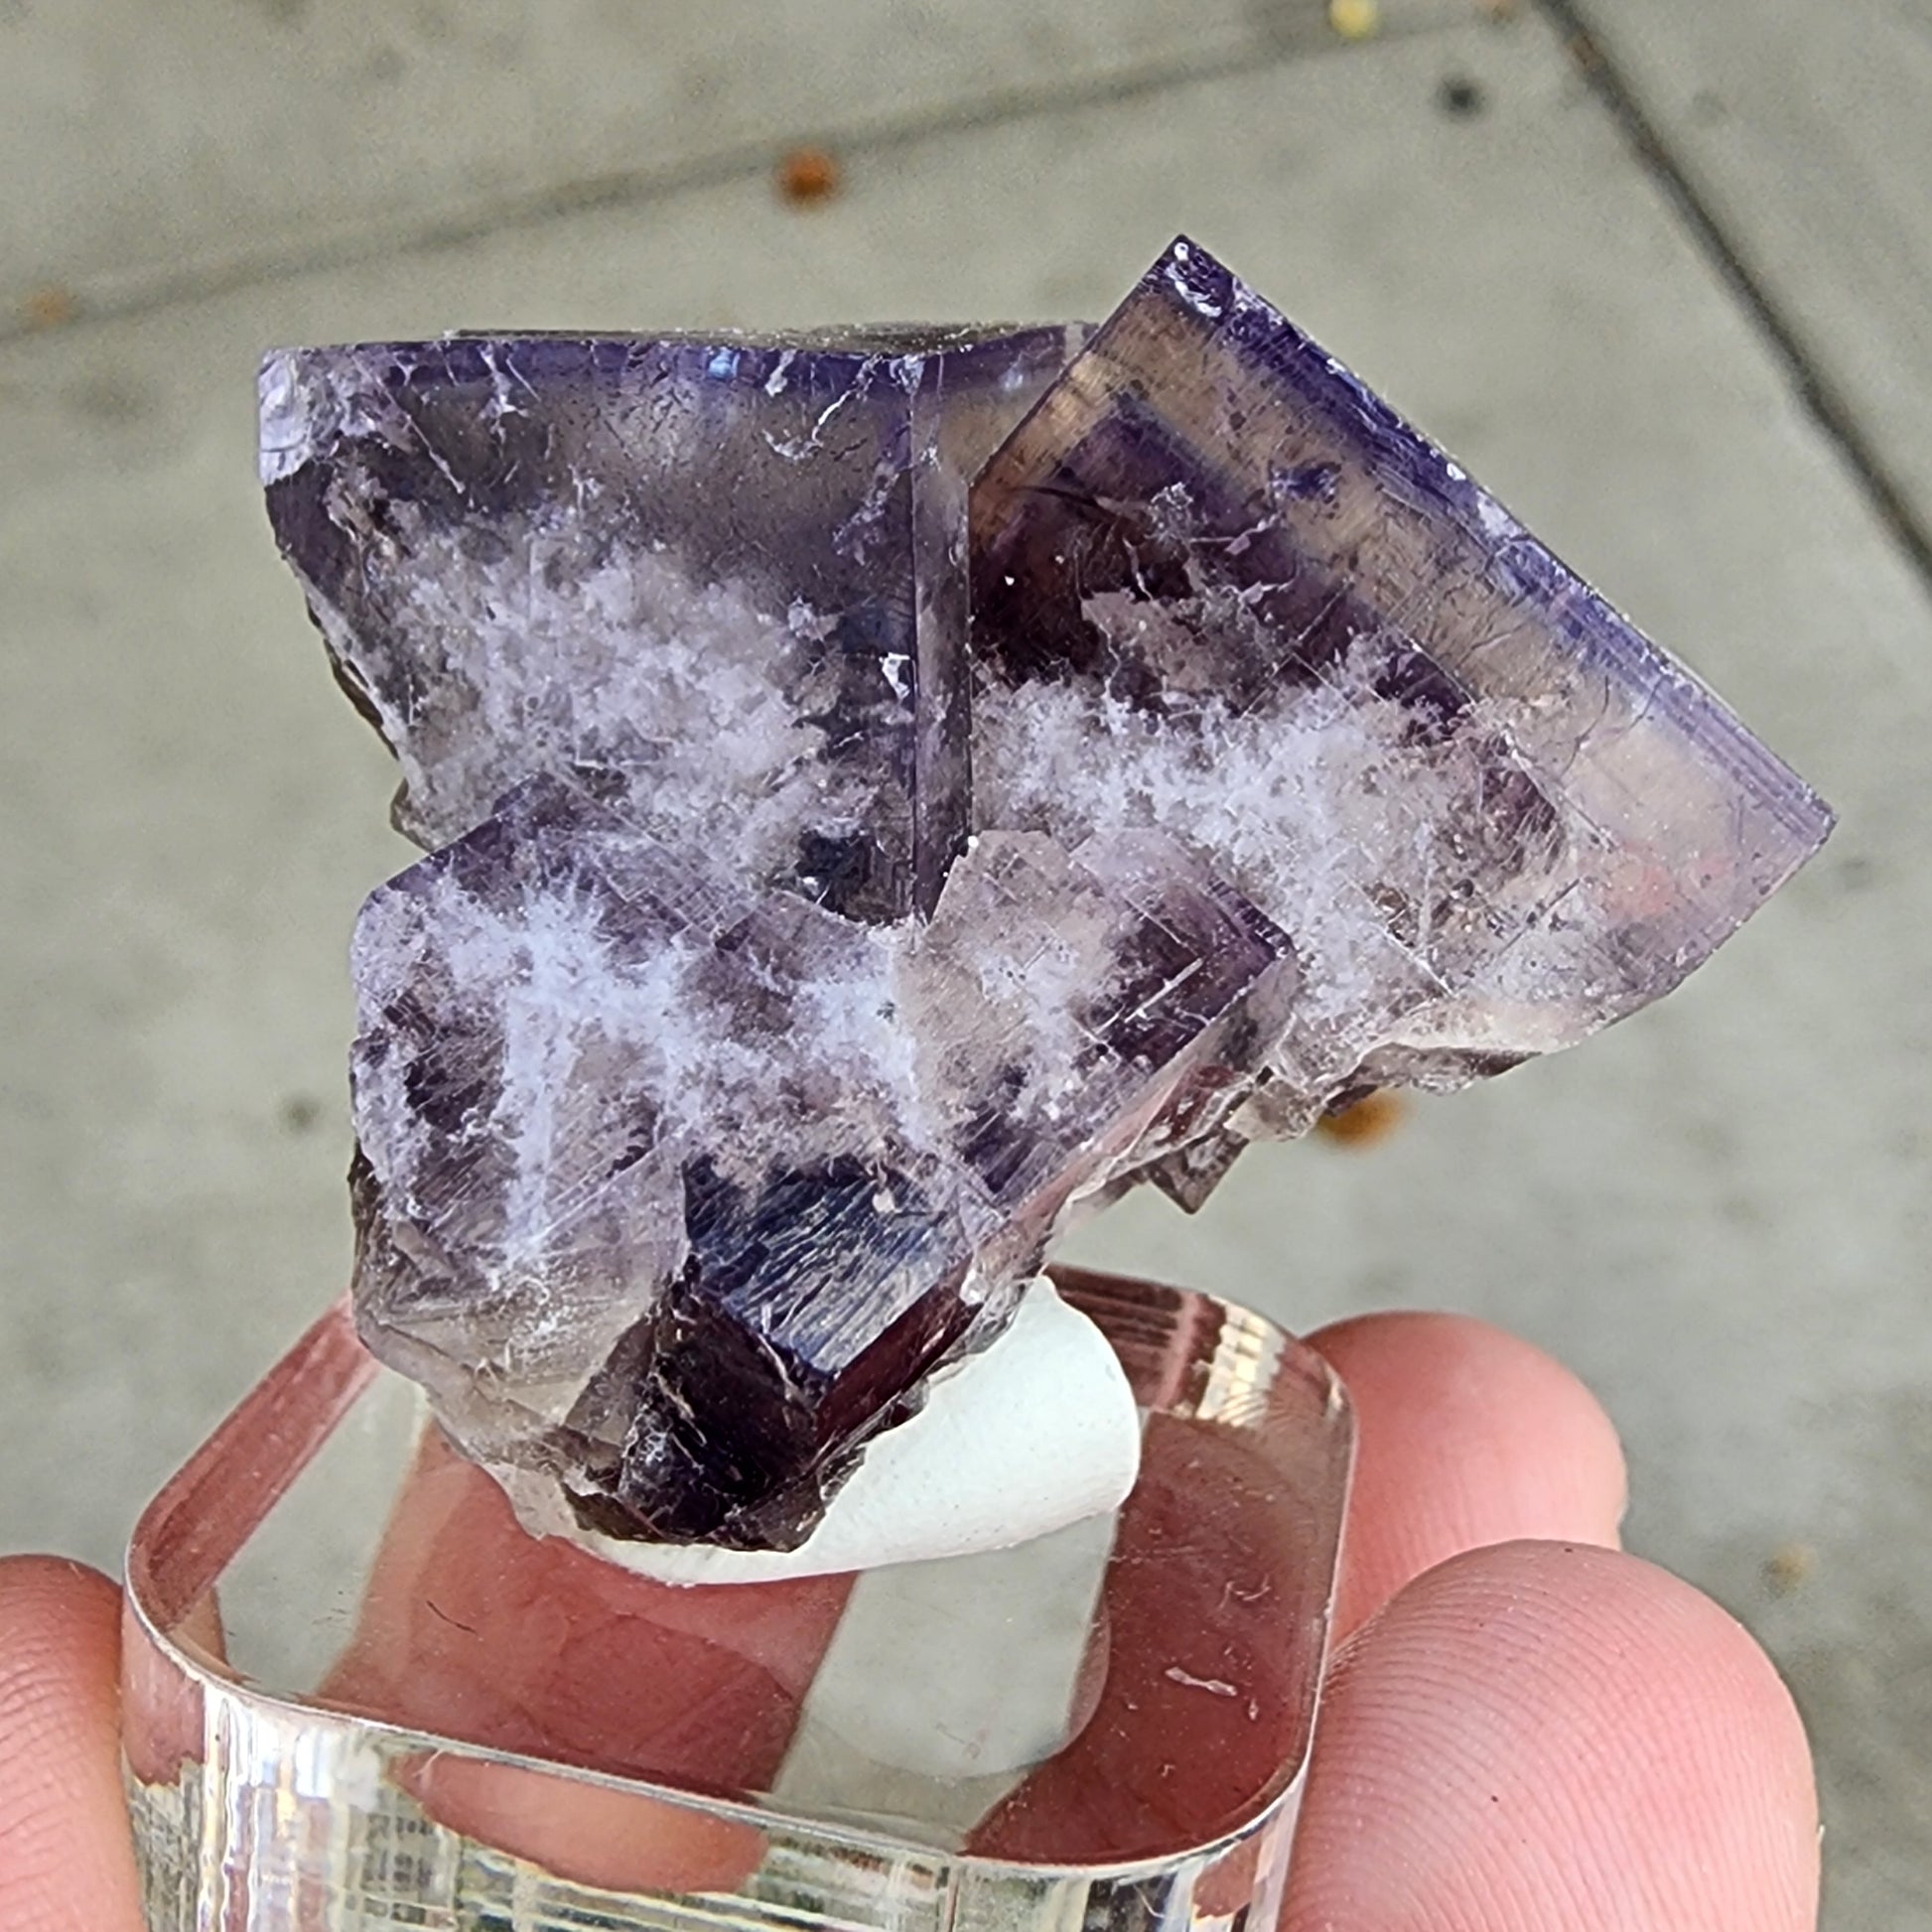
[565, 1157, 978, 1550]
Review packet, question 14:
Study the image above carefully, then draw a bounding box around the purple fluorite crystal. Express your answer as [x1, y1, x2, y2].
[972, 239, 1832, 1196]
[349, 775, 1289, 1546]
[263, 325, 1083, 918]
[267, 242, 1831, 1551]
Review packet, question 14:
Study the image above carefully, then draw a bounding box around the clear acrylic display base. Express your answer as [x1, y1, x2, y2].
[121, 1268, 1353, 1932]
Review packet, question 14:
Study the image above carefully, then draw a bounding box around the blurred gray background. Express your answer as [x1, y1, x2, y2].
[1, 1, 1927, 1922]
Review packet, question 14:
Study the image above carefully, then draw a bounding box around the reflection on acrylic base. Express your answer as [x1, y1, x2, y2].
[121, 1270, 1353, 1932]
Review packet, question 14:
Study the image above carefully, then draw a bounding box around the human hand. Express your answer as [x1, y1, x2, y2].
[0, 1311, 1819, 1931]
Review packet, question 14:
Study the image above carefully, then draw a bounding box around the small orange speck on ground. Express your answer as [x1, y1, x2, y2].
[1761, 1544, 1815, 1596]
[776, 148, 842, 207]
[1477, 0, 1518, 19]
[1314, 1091, 1407, 1148]
[23, 284, 77, 330]
[1327, 0, 1380, 40]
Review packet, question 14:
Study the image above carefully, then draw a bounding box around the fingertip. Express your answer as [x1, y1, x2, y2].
[409, 1753, 767, 1894]
[0, 1556, 125, 1747]
[1289, 1540, 1819, 1932]
[0, 1555, 143, 1931]
[0, 1553, 121, 1640]
[1310, 1311, 1628, 1634]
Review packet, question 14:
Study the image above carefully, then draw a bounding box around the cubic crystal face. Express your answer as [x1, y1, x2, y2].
[264, 325, 1084, 919]
[269, 240, 1832, 1552]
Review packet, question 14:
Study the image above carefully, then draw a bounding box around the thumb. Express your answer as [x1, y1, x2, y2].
[0, 1556, 143, 1932]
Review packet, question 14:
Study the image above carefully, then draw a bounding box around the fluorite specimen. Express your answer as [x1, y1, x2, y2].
[266, 241, 1831, 1551]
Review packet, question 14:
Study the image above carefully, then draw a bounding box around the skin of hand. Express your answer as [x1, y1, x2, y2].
[0, 1311, 1820, 1932]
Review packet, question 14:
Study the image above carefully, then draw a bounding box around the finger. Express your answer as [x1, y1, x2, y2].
[1309, 1312, 1627, 1636]
[0, 1557, 144, 1932]
[323, 1429, 851, 1891]
[408, 1754, 771, 1896]
[970, 1411, 1332, 1864]
[1286, 1540, 1819, 1932]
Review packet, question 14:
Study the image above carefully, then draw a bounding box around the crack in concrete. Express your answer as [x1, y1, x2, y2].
[1536, 0, 1932, 593]
[0, 11, 1459, 351]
